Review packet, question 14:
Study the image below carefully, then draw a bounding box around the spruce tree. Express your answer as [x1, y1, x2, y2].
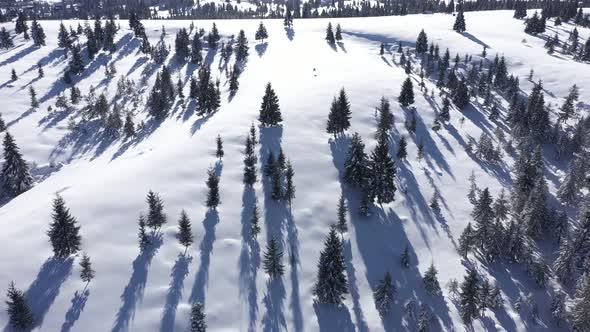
[250, 201, 261, 239]
[325, 22, 335, 44]
[263, 238, 285, 278]
[400, 244, 411, 268]
[177, 210, 194, 250]
[439, 97, 451, 122]
[373, 271, 395, 317]
[235, 30, 249, 62]
[206, 167, 220, 208]
[573, 274, 590, 331]
[554, 238, 575, 285]
[174, 28, 190, 61]
[423, 263, 441, 295]
[398, 77, 415, 107]
[458, 223, 474, 258]
[207, 23, 220, 48]
[255, 22, 268, 42]
[31, 19, 46, 47]
[335, 24, 343, 41]
[124, 113, 136, 138]
[190, 302, 207, 332]
[284, 160, 295, 206]
[1, 132, 33, 196]
[558, 84, 579, 122]
[335, 194, 347, 235]
[5, 281, 34, 329]
[459, 268, 480, 324]
[68, 44, 85, 74]
[313, 228, 348, 304]
[11, 68, 17, 81]
[416, 29, 428, 54]
[146, 190, 166, 231]
[47, 195, 82, 258]
[258, 83, 282, 126]
[190, 33, 203, 65]
[376, 97, 393, 138]
[397, 136, 408, 160]
[343, 133, 369, 188]
[326, 88, 352, 135]
[243, 136, 257, 185]
[79, 252, 95, 284]
[215, 135, 224, 159]
[0, 113, 5, 132]
[453, 6, 466, 32]
[0, 27, 14, 49]
[271, 165, 282, 200]
[367, 133, 397, 205]
[417, 304, 431, 332]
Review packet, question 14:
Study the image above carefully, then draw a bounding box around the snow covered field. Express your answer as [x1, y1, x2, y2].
[0, 9, 589, 331]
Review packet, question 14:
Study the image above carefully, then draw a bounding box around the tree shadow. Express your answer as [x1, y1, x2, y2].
[261, 279, 287, 332]
[342, 240, 369, 332]
[60, 289, 90, 332]
[286, 212, 304, 332]
[313, 302, 355, 331]
[0, 44, 38, 67]
[160, 253, 192, 332]
[189, 208, 220, 305]
[284, 27, 295, 41]
[21, 257, 74, 329]
[337, 42, 347, 53]
[255, 42, 268, 58]
[238, 185, 261, 332]
[459, 32, 491, 49]
[112, 234, 163, 332]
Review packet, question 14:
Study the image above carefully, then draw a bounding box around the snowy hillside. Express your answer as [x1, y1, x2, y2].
[0, 9, 589, 332]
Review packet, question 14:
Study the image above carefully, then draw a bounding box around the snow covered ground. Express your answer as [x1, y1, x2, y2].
[0, 9, 588, 331]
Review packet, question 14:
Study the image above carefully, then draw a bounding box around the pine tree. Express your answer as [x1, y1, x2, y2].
[28, 86, 38, 109]
[255, 22, 268, 42]
[398, 77, 415, 107]
[439, 97, 451, 122]
[207, 23, 220, 48]
[550, 292, 566, 326]
[373, 271, 395, 317]
[31, 19, 46, 46]
[79, 252, 95, 284]
[190, 302, 207, 332]
[258, 83, 282, 126]
[417, 304, 431, 332]
[215, 135, 224, 159]
[190, 33, 203, 65]
[336, 194, 347, 235]
[146, 190, 166, 231]
[558, 84, 579, 122]
[416, 29, 428, 54]
[554, 238, 575, 285]
[400, 244, 411, 268]
[174, 28, 190, 61]
[376, 97, 393, 138]
[325, 22, 335, 44]
[47, 195, 82, 258]
[11, 68, 17, 81]
[453, 6, 467, 32]
[493, 189, 509, 221]
[177, 210, 194, 249]
[250, 201, 261, 239]
[124, 113, 136, 138]
[367, 133, 397, 205]
[243, 136, 257, 185]
[396, 136, 408, 160]
[138, 214, 150, 248]
[235, 30, 249, 62]
[1, 132, 33, 196]
[471, 188, 495, 253]
[313, 228, 348, 304]
[326, 88, 352, 135]
[284, 160, 295, 206]
[458, 223, 474, 258]
[206, 167, 220, 208]
[0, 27, 14, 49]
[423, 263, 441, 295]
[14, 12, 28, 36]
[343, 133, 369, 188]
[459, 268, 480, 324]
[0, 113, 5, 132]
[5, 281, 34, 329]
[68, 44, 85, 74]
[572, 274, 590, 331]
[263, 238, 285, 278]
[429, 191, 440, 212]
[271, 165, 282, 200]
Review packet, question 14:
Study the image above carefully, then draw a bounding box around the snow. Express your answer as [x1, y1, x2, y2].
[0, 9, 589, 331]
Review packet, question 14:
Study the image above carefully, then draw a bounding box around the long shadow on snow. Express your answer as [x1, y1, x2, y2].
[2, 257, 74, 332]
[112, 234, 163, 332]
[329, 136, 453, 331]
[238, 185, 261, 332]
[160, 253, 192, 332]
[189, 206, 221, 305]
[262, 279, 287, 332]
[0, 44, 38, 68]
[60, 289, 90, 332]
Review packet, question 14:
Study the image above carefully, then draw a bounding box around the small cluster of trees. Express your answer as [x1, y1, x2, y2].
[325, 22, 343, 44]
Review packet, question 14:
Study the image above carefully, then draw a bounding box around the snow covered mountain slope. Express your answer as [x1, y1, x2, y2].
[0, 9, 589, 331]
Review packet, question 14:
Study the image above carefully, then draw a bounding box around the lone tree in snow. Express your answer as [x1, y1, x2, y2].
[190, 302, 207, 332]
[423, 263, 441, 295]
[453, 6, 466, 32]
[47, 194, 82, 258]
[313, 227, 348, 304]
[146, 190, 166, 231]
[258, 83, 282, 126]
[367, 133, 397, 205]
[335, 193, 348, 236]
[206, 167, 220, 208]
[1, 132, 33, 196]
[263, 238, 285, 279]
[326, 88, 352, 136]
[398, 77, 415, 107]
[255, 22, 268, 42]
[177, 210, 194, 250]
[215, 134, 224, 159]
[373, 271, 396, 317]
[416, 29, 428, 54]
[5, 281, 34, 329]
[79, 252, 95, 285]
